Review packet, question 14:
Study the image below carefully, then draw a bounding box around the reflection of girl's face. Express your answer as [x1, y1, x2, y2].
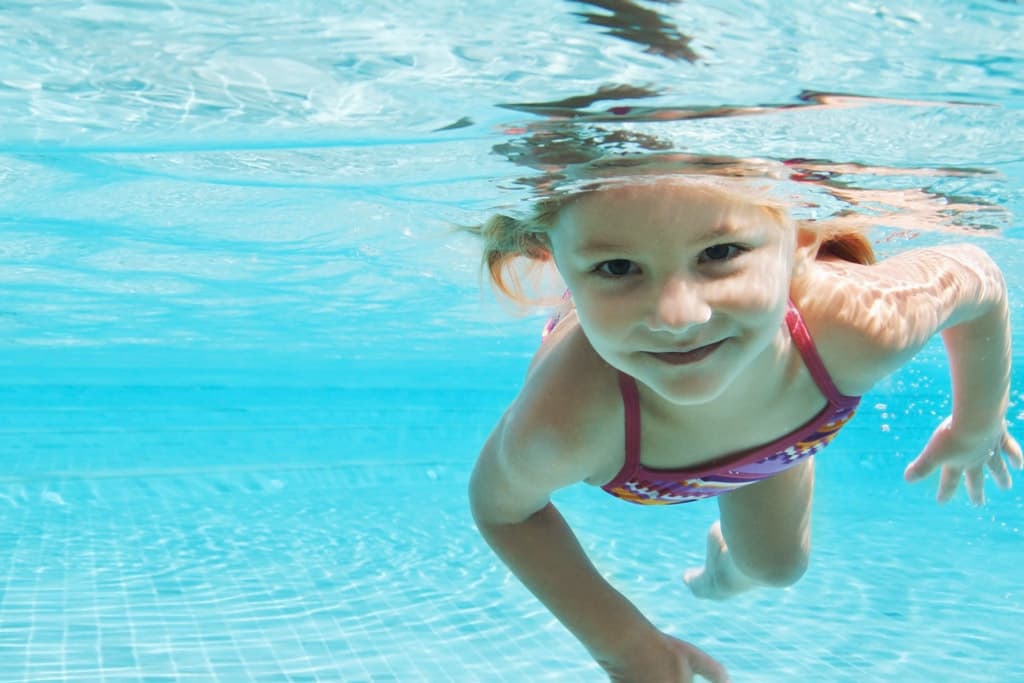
[549, 183, 798, 405]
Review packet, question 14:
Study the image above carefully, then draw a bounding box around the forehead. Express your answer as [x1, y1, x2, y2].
[555, 181, 787, 239]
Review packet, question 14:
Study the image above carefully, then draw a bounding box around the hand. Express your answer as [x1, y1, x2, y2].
[602, 631, 730, 683]
[904, 416, 1023, 504]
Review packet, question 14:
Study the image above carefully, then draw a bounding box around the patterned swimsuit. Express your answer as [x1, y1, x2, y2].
[600, 305, 860, 505]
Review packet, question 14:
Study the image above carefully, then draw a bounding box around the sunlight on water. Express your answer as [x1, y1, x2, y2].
[2, 1, 1021, 362]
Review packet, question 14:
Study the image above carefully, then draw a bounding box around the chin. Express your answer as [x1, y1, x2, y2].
[641, 371, 733, 406]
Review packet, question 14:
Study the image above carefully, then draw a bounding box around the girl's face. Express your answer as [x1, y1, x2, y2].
[549, 181, 806, 405]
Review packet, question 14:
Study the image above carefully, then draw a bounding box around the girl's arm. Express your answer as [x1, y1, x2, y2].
[806, 244, 1022, 502]
[900, 245, 1022, 502]
[469, 414, 728, 682]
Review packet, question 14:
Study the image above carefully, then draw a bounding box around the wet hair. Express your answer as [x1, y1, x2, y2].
[463, 198, 560, 301]
[464, 178, 876, 302]
[811, 221, 877, 266]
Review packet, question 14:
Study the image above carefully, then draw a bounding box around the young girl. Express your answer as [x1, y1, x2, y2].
[467, 175, 1020, 683]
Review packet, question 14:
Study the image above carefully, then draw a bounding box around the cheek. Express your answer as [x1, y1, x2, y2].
[571, 296, 611, 332]
[570, 292, 632, 343]
[709, 268, 787, 310]
[734, 249, 793, 303]
[754, 268, 790, 301]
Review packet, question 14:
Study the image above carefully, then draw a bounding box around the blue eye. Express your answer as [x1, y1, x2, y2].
[596, 259, 638, 277]
[700, 244, 744, 262]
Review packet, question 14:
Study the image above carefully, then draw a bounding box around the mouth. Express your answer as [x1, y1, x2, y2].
[646, 339, 725, 365]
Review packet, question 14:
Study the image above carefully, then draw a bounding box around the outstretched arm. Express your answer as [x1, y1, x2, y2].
[804, 244, 1021, 503]
[469, 415, 729, 682]
[902, 245, 1022, 502]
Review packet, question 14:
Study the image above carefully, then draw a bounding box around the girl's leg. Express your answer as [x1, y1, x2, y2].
[684, 458, 814, 600]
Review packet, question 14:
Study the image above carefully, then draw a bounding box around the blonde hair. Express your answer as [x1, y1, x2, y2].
[812, 221, 876, 266]
[460, 194, 570, 301]
[464, 178, 876, 302]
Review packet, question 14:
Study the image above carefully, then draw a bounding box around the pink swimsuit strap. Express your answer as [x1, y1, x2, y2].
[783, 303, 858, 408]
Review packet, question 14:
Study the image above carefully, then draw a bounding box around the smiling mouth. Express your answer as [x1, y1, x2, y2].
[647, 340, 725, 365]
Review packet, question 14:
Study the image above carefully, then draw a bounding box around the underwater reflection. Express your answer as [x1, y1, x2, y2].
[490, 88, 1004, 235]
[567, 0, 698, 62]
[500, 87, 986, 126]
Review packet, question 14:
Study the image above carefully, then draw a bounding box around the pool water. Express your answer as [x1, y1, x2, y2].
[2, 1, 1023, 681]
[3, 368, 1021, 682]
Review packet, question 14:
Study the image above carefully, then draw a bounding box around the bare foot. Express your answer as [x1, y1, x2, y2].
[683, 521, 755, 600]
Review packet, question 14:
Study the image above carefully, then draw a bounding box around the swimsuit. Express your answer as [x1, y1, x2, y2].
[601, 304, 860, 505]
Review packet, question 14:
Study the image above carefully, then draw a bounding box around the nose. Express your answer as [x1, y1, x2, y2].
[647, 276, 712, 332]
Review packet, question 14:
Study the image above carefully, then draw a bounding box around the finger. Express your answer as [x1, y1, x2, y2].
[937, 467, 962, 503]
[987, 452, 1013, 490]
[904, 454, 938, 483]
[964, 466, 985, 505]
[688, 648, 731, 683]
[1003, 432, 1023, 470]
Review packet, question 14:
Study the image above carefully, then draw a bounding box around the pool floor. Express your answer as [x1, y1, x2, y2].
[2, 382, 1022, 682]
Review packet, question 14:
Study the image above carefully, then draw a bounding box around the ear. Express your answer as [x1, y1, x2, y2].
[791, 224, 821, 277]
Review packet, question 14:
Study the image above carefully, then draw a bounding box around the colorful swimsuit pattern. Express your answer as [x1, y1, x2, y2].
[601, 305, 860, 505]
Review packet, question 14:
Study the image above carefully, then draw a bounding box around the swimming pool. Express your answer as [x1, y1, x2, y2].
[2, 1, 1022, 681]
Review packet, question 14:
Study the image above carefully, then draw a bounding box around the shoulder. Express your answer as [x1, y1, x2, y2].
[513, 322, 623, 480]
[469, 321, 622, 523]
[792, 245, 1004, 394]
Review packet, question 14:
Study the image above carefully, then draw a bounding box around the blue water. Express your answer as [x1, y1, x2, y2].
[2, 1, 1023, 681]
